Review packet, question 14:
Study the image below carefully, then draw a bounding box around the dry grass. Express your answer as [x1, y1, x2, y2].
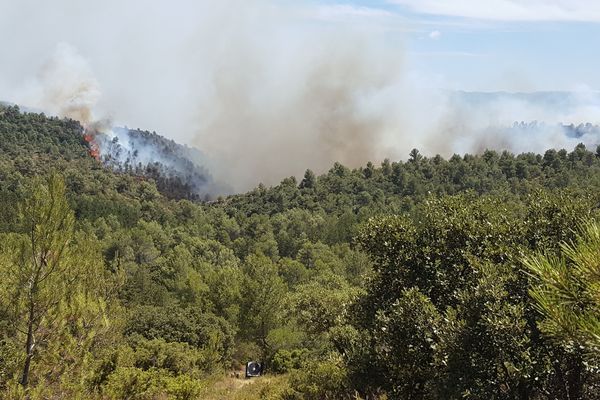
[200, 373, 290, 400]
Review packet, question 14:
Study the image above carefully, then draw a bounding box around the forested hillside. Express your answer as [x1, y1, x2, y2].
[1, 105, 600, 399]
[95, 126, 220, 200]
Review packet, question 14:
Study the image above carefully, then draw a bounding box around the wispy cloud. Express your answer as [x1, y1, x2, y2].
[410, 50, 487, 58]
[315, 4, 394, 20]
[389, 0, 600, 22]
[428, 30, 441, 39]
[312, 3, 421, 34]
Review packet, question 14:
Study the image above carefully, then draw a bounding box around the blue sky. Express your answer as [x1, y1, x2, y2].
[314, 0, 600, 91]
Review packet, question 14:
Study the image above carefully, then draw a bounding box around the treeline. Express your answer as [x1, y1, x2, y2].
[0, 106, 599, 399]
[222, 143, 600, 217]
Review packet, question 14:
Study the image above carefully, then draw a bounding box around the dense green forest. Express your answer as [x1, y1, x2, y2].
[1, 104, 600, 399]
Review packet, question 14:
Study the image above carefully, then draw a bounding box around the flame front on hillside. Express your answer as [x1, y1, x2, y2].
[83, 131, 100, 160]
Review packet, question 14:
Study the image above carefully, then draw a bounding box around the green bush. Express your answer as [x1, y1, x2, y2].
[103, 367, 205, 400]
[129, 336, 206, 375]
[125, 306, 234, 369]
[163, 374, 206, 400]
[286, 359, 352, 400]
[103, 367, 163, 400]
[270, 349, 308, 374]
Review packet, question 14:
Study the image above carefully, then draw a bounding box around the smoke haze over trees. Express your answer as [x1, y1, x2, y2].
[1, 1, 600, 192]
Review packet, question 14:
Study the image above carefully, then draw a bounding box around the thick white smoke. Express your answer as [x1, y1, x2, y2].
[11, 43, 101, 124]
[187, 6, 408, 189]
[1, 1, 600, 193]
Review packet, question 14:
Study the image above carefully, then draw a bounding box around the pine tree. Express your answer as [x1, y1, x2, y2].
[525, 222, 600, 399]
[0, 174, 118, 388]
[299, 169, 316, 189]
[525, 222, 600, 353]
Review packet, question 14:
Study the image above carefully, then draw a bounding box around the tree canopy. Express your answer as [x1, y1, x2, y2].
[1, 105, 600, 398]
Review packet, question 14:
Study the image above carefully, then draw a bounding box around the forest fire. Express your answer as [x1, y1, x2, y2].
[83, 132, 100, 160]
[77, 125, 221, 198]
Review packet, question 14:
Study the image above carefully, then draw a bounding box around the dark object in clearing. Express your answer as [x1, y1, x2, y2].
[245, 361, 263, 378]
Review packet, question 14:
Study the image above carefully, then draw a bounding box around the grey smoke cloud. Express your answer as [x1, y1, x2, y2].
[1, 1, 600, 193]
[186, 6, 407, 189]
[12, 43, 101, 124]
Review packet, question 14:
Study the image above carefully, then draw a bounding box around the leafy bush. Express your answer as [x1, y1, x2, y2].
[103, 367, 164, 400]
[129, 336, 206, 375]
[285, 359, 352, 400]
[125, 306, 234, 368]
[103, 367, 205, 400]
[270, 349, 308, 374]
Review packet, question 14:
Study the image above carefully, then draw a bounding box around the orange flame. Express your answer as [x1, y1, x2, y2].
[83, 132, 100, 160]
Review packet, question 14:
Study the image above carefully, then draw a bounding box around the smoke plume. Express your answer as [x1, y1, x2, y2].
[1, 1, 600, 193]
[13, 43, 101, 124]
